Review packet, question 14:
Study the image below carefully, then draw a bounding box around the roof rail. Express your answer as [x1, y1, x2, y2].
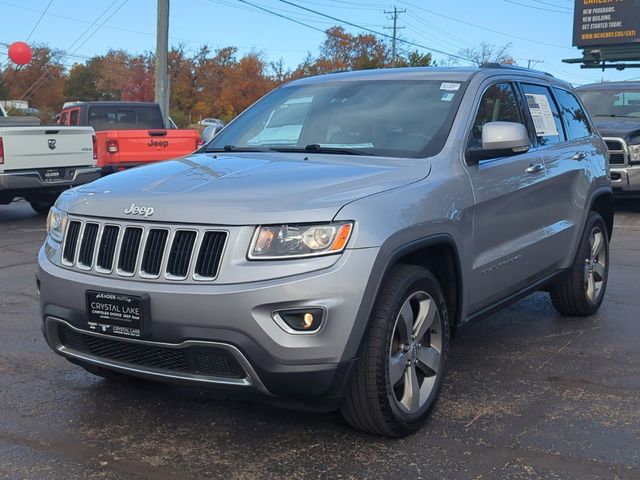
[479, 63, 554, 77]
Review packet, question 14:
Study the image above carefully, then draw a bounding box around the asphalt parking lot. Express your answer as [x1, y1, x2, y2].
[1, 199, 639, 480]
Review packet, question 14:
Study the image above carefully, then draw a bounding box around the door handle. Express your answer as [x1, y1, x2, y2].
[572, 151, 587, 161]
[525, 163, 544, 174]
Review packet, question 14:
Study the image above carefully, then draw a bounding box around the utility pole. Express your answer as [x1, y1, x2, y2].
[384, 6, 406, 67]
[155, 0, 170, 127]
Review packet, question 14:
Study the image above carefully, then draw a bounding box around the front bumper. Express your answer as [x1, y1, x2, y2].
[0, 167, 101, 191]
[38, 246, 377, 401]
[611, 165, 640, 197]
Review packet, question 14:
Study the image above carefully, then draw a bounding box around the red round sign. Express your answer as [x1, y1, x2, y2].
[8, 41, 32, 65]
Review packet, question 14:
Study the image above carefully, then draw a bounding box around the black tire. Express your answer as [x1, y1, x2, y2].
[550, 212, 609, 316]
[28, 196, 56, 215]
[340, 265, 450, 437]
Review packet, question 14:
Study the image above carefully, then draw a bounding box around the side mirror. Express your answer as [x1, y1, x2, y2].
[202, 124, 224, 143]
[467, 121, 531, 164]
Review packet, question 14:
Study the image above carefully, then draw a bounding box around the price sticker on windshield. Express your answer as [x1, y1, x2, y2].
[440, 82, 461, 91]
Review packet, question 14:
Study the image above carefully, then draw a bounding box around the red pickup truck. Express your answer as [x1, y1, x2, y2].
[58, 102, 202, 174]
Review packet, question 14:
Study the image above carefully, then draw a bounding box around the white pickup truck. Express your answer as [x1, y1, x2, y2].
[0, 104, 100, 214]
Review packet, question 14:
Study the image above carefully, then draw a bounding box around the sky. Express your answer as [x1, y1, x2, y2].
[0, 0, 639, 88]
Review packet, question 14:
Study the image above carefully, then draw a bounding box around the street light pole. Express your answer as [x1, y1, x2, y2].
[155, 0, 170, 127]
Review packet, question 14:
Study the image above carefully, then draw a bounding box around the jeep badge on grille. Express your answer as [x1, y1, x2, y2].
[124, 203, 155, 218]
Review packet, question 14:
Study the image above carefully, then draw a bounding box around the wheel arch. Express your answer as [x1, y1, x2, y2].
[589, 188, 614, 240]
[342, 233, 463, 362]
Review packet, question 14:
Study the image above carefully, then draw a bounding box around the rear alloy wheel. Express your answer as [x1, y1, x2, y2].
[584, 226, 607, 304]
[550, 212, 609, 316]
[341, 265, 449, 437]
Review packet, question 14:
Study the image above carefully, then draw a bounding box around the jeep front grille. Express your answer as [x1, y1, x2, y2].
[604, 138, 627, 166]
[61, 217, 227, 282]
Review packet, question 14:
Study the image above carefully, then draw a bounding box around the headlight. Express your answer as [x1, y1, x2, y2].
[249, 222, 353, 259]
[629, 144, 640, 162]
[46, 206, 68, 243]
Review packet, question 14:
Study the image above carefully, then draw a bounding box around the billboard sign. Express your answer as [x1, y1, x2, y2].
[573, 0, 640, 47]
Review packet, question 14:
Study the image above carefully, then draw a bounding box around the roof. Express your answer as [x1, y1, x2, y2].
[575, 81, 640, 90]
[62, 101, 160, 110]
[287, 65, 568, 88]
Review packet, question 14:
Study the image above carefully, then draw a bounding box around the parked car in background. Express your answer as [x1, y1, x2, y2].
[576, 82, 640, 198]
[39, 66, 612, 436]
[58, 102, 202, 175]
[1, 103, 100, 213]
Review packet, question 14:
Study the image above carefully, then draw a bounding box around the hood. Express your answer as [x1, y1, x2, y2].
[592, 116, 640, 141]
[58, 152, 430, 225]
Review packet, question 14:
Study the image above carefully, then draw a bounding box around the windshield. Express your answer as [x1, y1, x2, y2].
[577, 88, 640, 118]
[88, 105, 165, 131]
[208, 79, 466, 158]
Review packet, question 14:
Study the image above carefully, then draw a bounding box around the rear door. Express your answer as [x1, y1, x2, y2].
[536, 86, 602, 268]
[465, 80, 550, 312]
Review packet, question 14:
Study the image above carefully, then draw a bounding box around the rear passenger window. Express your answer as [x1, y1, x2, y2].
[553, 88, 592, 140]
[521, 84, 565, 146]
[70, 109, 79, 125]
[468, 82, 523, 148]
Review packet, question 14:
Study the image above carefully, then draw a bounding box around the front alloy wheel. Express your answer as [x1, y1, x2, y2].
[389, 291, 442, 414]
[341, 265, 449, 437]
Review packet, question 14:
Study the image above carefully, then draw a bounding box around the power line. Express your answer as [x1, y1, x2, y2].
[396, 0, 574, 51]
[502, 0, 571, 14]
[275, 0, 473, 61]
[25, 0, 55, 42]
[231, 0, 336, 36]
[21, 0, 129, 101]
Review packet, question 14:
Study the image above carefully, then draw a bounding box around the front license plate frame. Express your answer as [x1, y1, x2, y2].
[85, 290, 149, 339]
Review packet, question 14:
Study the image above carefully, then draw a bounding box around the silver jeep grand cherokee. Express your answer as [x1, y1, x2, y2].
[38, 65, 613, 437]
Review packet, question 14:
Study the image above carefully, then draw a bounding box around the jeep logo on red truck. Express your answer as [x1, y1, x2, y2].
[147, 140, 169, 148]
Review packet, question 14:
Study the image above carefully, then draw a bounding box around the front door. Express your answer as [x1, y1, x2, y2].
[465, 81, 550, 312]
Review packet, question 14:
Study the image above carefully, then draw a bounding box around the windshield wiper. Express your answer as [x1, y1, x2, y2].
[205, 145, 273, 153]
[269, 144, 369, 156]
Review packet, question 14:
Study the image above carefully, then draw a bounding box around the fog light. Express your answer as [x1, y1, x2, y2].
[274, 308, 325, 333]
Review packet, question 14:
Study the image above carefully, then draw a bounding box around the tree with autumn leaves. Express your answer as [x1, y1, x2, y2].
[0, 26, 511, 126]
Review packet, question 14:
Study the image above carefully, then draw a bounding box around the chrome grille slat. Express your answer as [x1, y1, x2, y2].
[141, 229, 169, 277]
[195, 231, 227, 279]
[117, 227, 143, 275]
[96, 225, 120, 272]
[62, 221, 81, 265]
[166, 230, 197, 279]
[60, 217, 227, 282]
[77, 223, 99, 268]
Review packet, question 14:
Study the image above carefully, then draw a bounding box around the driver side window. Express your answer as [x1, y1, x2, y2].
[468, 83, 523, 149]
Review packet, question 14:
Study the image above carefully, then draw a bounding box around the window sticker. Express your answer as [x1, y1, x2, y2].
[441, 92, 455, 102]
[440, 82, 461, 91]
[525, 93, 558, 136]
